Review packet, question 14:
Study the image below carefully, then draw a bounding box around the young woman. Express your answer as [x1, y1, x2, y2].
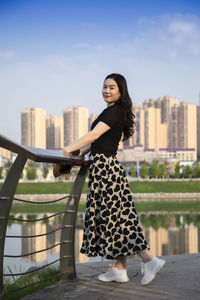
[62, 73, 166, 285]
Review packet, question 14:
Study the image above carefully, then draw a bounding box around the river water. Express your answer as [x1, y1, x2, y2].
[3, 212, 200, 276]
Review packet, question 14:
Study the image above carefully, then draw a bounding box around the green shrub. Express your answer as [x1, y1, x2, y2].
[175, 163, 181, 178]
[26, 167, 37, 180]
[6, 168, 10, 176]
[0, 167, 3, 179]
[158, 163, 167, 178]
[42, 167, 49, 179]
[130, 165, 136, 177]
[182, 165, 192, 178]
[193, 164, 200, 178]
[150, 161, 159, 177]
[140, 165, 149, 178]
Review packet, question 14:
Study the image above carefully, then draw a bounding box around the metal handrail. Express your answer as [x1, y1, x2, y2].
[6, 211, 69, 222]
[13, 194, 73, 204]
[6, 225, 64, 238]
[0, 134, 90, 299]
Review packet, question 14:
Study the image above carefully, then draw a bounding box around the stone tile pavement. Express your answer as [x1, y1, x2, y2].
[22, 253, 200, 300]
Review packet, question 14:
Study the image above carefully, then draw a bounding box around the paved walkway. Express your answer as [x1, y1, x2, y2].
[22, 253, 200, 300]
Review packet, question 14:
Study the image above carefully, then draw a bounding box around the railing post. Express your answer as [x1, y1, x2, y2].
[0, 155, 27, 300]
[60, 165, 89, 280]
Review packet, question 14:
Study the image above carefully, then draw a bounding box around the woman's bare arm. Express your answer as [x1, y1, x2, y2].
[80, 144, 91, 156]
[63, 121, 111, 154]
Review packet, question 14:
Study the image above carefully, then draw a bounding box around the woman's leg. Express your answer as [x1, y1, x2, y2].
[137, 249, 153, 263]
[114, 249, 153, 269]
[114, 255, 127, 269]
[138, 249, 166, 285]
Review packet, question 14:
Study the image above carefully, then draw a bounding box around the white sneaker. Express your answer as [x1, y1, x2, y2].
[98, 264, 129, 282]
[141, 257, 166, 285]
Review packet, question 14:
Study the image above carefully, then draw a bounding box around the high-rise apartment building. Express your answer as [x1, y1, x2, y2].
[0, 148, 11, 159]
[63, 106, 88, 147]
[143, 96, 178, 146]
[133, 104, 167, 157]
[178, 102, 197, 160]
[21, 108, 46, 148]
[134, 105, 145, 146]
[63, 107, 74, 146]
[88, 113, 98, 130]
[169, 103, 179, 148]
[144, 106, 167, 154]
[160, 96, 178, 124]
[46, 115, 64, 149]
[133, 97, 198, 161]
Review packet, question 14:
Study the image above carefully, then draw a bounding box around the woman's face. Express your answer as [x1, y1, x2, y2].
[102, 78, 121, 105]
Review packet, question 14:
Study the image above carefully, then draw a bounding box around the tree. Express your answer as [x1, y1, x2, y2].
[0, 167, 3, 179]
[140, 165, 149, 178]
[150, 161, 159, 178]
[174, 163, 181, 178]
[182, 165, 192, 178]
[6, 168, 10, 176]
[130, 165, 136, 177]
[26, 167, 37, 180]
[158, 163, 167, 178]
[192, 164, 200, 178]
[42, 167, 49, 179]
[4, 161, 12, 168]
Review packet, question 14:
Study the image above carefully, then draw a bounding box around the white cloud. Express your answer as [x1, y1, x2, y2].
[75, 42, 90, 48]
[169, 50, 177, 59]
[0, 50, 15, 59]
[168, 21, 196, 34]
[136, 14, 200, 58]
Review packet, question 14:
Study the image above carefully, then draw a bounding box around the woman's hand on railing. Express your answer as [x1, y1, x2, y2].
[79, 145, 91, 158]
[63, 148, 80, 158]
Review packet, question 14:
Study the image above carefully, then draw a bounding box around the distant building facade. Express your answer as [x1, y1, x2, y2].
[128, 97, 198, 162]
[63, 106, 88, 147]
[46, 115, 64, 149]
[21, 108, 46, 149]
[0, 148, 11, 167]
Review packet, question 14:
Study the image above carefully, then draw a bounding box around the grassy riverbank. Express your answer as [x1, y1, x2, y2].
[4, 267, 60, 300]
[10, 201, 200, 214]
[1, 180, 200, 194]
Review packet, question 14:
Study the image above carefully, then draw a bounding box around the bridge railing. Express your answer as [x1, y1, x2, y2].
[0, 134, 90, 299]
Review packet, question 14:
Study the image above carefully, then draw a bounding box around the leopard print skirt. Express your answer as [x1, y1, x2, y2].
[80, 152, 150, 259]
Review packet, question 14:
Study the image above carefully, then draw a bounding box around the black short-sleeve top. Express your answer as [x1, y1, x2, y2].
[90, 102, 125, 156]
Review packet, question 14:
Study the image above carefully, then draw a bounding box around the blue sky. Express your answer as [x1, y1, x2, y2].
[0, 0, 200, 142]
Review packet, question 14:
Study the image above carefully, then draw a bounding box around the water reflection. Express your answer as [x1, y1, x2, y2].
[141, 213, 200, 255]
[4, 212, 200, 274]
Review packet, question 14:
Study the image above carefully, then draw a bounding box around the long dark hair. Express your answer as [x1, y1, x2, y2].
[105, 73, 136, 141]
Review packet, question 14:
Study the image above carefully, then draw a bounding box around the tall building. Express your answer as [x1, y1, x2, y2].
[63, 106, 88, 147]
[134, 104, 167, 157]
[132, 97, 198, 161]
[144, 106, 167, 155]
[144, 96, 178, 147]
[0, 148, 11, 159]
[169, 103, 179, 148]
[21, 108, 46, 148]
[0, 148, 11, 167]
[176, 102, 197, 160]
[134, 105, 145, 146]
[46, 115, 64, 149]
[160, 96, 178, 124]
[88, 113, 98, 130]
